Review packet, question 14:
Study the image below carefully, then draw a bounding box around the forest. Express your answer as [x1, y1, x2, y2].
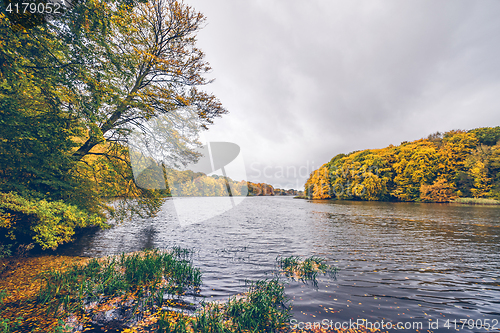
[304, 127, 500, 202]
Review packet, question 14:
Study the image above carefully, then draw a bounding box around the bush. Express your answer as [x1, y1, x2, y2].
[0, 192, 108, 250]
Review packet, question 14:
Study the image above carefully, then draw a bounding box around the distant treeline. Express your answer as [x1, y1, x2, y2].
[304, 127, 500, 202]
[134, 165, 298, 197]
[247, 182, 300, 196]
[143, 169, 299, 197]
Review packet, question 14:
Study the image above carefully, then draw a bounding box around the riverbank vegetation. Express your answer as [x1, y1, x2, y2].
[305, 127, 500, 203]
[277, 256, 338, 287]
[451, 197, 500, 205]
[0, 249, 337, 332]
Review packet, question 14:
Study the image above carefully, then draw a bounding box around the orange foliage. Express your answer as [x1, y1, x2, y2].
[0, 255, 88, 332]
[420, 178, 457, 202]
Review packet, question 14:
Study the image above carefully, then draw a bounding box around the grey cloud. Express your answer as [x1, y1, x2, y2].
[187, 0, 500, 189]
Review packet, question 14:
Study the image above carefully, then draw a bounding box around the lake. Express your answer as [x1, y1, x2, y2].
[58, 196, 500, 332]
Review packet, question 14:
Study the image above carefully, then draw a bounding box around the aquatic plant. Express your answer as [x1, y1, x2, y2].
[276, 255, 338, 286]
[159, 279, 290, 333]
[151, 256, 338, 332]
[225, 279, 290, 331]
[36, 249, 201, 319]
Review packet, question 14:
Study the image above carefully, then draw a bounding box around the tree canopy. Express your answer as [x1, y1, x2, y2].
[305, 128, 500, 202]
[0, 0, 227, 251]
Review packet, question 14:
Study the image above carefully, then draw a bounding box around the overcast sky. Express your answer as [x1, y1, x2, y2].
[185, 0, 500, 190]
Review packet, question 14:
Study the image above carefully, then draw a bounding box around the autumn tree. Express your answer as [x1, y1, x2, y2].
[0, 0, 228, 251]
[438, 130, 478, 181]
[464, 147, 493, 198]
[305, 166, 331, 199]
[486, 145, 500, 199]
[391, 140, 440, 201]
[66, 0, 226, 162]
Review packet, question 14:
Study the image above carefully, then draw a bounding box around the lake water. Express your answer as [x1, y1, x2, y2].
[58, 197, 500, 332]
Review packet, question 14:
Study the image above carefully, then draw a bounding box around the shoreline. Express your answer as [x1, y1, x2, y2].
[0, 251, 337, 333]
[293, 197, 500, 205]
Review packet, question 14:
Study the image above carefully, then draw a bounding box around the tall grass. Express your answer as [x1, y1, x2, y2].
[162, 279, 290, 333]
[35, 251, 336, 332]
[36, 249, 201, 315]
[452, 197, 500, 205]
[153, 256, 339, 332]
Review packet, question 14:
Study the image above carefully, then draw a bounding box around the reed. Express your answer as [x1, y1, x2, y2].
[153, 255, 338, 332]
[169, 279, 290, 333]
[34, 252, 335, 332]
[277, 255, 338, 286]
[452, 197, 500, 205]
[36, 249, 201, 316]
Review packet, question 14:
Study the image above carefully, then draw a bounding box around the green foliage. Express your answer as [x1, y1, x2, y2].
[157, 314, 191, 333]
[225, 279, 289, 332]
[37, 249, 201, 314]
[469, 127, 500, 146]
[0, 244, 11, 259]
[153, 255, 338, 332]
[0, 316, 23, 333]
[0, 14, 87, 207]
[189, 279, 290, 333]
[0, 192, 108, 250]
[277, 255, 338, 286]
[486, 145, 500, 199]
[0, 289, 7, 304]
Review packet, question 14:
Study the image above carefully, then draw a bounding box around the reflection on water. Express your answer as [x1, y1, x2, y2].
[57, 197, 500, 332]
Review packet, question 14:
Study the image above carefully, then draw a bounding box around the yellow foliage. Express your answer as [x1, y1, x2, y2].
[303, 128, 500, 202]
[469, 160, 492, 198]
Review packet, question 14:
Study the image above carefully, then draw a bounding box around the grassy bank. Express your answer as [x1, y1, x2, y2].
[451, 198, 500, 205]
[294, 196, 500, 206]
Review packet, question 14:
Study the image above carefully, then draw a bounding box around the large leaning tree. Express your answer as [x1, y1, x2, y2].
[63, 0, 227, 217]
[69, 0, 226, 161]
[0, 0, 226, 250]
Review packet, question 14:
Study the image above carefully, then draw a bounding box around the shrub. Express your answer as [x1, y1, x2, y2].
[0, 192, 108, 250]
